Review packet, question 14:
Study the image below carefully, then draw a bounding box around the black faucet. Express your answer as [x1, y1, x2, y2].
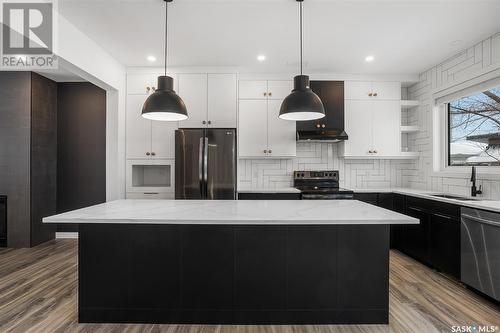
[471, 166, 482, 197]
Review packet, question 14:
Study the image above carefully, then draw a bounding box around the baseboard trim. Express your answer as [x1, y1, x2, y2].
[56, 232, 79, 239]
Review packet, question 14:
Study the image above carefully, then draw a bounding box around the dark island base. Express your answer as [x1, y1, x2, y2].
[79, 224, 389, 324]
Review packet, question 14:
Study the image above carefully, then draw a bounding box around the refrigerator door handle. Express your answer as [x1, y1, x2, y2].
[204, 136, 209, 198]
[199, 137, 204, 197]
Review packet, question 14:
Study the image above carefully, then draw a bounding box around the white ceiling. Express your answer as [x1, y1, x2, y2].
[59, 0, 500, 75]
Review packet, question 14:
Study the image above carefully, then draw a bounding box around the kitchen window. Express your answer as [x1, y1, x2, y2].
[448, 86, 500, 166]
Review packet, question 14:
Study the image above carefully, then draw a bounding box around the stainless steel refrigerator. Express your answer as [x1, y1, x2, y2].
[175, 129, 237, 199]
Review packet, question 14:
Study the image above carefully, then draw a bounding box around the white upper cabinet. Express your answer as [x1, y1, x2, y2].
[177, 73, 237, 128]
[372, 82, 401, 100]
[239, 80, 292, 100]
[127, 73, 178, 95]
[267, 99, 296, 157]
[343, 100, 373, 157]
[127, 74, 156, 95]
[151, 120, 178, 159]
[207, 74, 237, 128]
[126, 95, 152, 159]
[267, 81, 293, 99]
[371, 101, 400, 156]
[238, 100, 268, 157]
[343, 80, 402, 158]
[178, 74, 208, 128]
[238, 98, 296, 158]
[239, 80, 268, 99]
[343, 99, 401, 158]
[345, 81, 401, 100]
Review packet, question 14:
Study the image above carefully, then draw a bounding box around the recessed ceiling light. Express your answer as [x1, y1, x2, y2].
[146, 55, 157, 62]
[365, 55, 375, 63]
[257, 54, 266, 62]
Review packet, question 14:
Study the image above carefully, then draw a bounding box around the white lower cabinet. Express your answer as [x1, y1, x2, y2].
[343, 100, 400, 158]
[239, 99, 296, 158]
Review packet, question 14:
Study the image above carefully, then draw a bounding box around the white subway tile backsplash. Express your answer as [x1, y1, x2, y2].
[238, 143, 410, 190]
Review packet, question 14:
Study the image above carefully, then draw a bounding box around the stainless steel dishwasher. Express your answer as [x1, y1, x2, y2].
[461, 207, 500, 302]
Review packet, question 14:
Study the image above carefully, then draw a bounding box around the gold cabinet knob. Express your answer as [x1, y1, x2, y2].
[368, 93, 373, 97]
[202, 120, 207, 125]
[146, 87, 151, 93]
[146, 152, 151, 156]
[263, 92, 267, 96]
[368, 150, 373, 154]
[264, 149, 268, 154]
[151, 152, 156, 156]
[321, 124, 326, 128]
[373, 93, 378, 97]
[316, 124, 321, 128]
[373, 150, 378, 154]
[207, 120, 212, 125]
[268, 92, 272, 97]
[268, 149, 272, 154]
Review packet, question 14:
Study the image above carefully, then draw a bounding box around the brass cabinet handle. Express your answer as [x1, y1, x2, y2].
[207, 120, 212, 125]
[146, 152, 151, 156]
[316, 124, 321, 128]
[146, 87, 151, 93]
[263, 92, 267, 96]
[268, 92, 272, 97]
[368, 92, 373, 97]
[152, 87, 156, 91]
[373, 150, 378, 154]
[368, 150, 373, 154]
[373, 93, 378, 97]
[202, 120, 207, 124]
[268, 149, 272, 154]
[264, 149, 268, 154]
[321, 124, 326, 128]
[151, 152, 156, 156]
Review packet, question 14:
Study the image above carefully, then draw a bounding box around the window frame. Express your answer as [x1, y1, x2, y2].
[434, 97, 500, 179]
[446, 90, 500, 168]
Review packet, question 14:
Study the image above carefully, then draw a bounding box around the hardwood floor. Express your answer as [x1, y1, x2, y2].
[0, 240, 499, 333]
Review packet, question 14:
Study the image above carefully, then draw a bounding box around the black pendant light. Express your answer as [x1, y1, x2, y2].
[142, 0, 188, 121]
[279, 0, 325, 121]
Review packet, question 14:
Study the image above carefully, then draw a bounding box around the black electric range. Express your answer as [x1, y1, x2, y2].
[293, 170, 354, 200]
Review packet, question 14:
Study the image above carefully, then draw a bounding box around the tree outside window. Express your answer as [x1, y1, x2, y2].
[448, 87, 500, 166]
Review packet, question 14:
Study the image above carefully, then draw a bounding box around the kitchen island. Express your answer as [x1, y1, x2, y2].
[43, 199, 418, 325]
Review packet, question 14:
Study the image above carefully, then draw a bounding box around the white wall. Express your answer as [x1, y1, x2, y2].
[407, 32, 500, 199]
[56, 14, 127, 200]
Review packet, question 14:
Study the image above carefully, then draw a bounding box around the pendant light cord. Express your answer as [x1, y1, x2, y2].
[164, 1, 168, 76]
[299, 0, 303, 76]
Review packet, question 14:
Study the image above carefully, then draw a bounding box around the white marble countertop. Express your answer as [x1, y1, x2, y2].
[351, 187, 500, 213]
[42, 199, 418, 225]
[238, 187, 301, 194]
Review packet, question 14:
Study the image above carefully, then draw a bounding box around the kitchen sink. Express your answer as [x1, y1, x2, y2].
[430, 194, 480, 201]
